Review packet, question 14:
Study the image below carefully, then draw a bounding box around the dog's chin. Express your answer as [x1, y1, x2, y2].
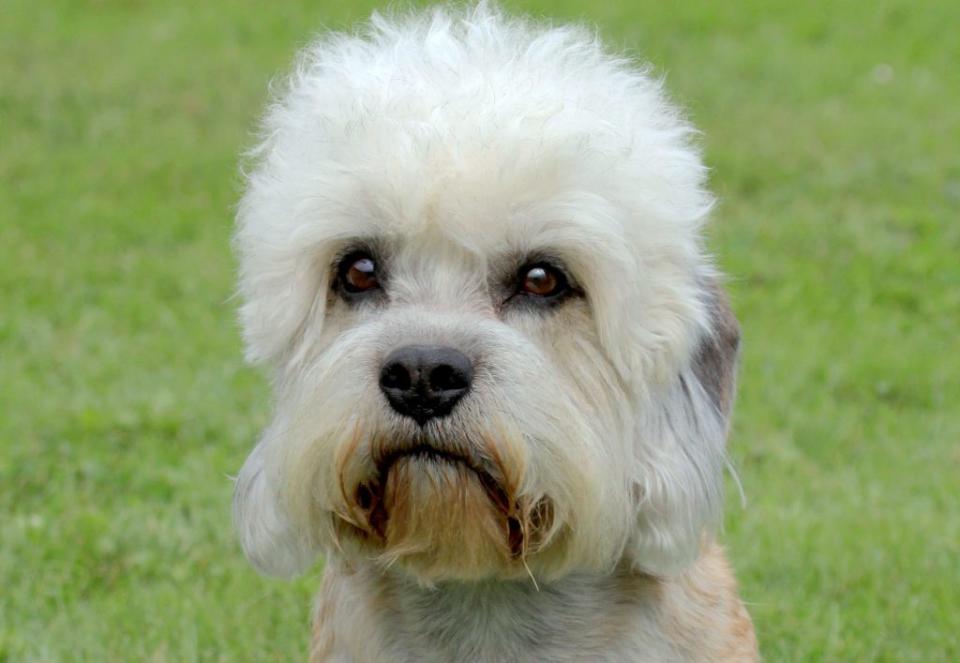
[334, 438, 553, 583]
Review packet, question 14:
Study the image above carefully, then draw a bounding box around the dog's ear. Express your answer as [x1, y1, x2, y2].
[626, 276, 741, 576]
[233, 440, 319, 578]
[690, 278, 741, 421]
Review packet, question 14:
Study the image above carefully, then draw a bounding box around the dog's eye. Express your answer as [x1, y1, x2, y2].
[338, 252, 380, 294]
[518, 263, 569, 299]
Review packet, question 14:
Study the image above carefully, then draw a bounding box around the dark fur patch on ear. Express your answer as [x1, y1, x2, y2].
[692, 279, 741, 418]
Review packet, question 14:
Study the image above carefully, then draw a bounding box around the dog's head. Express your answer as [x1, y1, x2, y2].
[233, 5, 739, 584]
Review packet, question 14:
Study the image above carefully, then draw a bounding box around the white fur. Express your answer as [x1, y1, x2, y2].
[233, 5, 743, 657]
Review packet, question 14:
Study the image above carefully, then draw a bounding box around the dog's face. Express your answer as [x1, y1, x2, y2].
[233, 7, 739, 584]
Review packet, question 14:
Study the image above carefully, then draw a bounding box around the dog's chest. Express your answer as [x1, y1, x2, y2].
[315, 566, 681, 662]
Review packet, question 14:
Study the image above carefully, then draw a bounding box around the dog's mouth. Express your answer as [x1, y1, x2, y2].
[356, 443, 518, 547]
[337, 436, 549, 563]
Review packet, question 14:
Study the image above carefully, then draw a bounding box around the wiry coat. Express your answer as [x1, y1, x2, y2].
[232, 4, 758, 661]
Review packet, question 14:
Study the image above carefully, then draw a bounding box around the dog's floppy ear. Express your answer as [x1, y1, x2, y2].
[627, 276, 741, 576]
[691, 278, 741, 421]
[233, 440, 319, 578]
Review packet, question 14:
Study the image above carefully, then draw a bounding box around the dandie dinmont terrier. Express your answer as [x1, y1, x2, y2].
[233, 4, 757, 661]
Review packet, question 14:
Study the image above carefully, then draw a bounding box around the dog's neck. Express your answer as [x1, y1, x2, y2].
[382, 567, 663, 659]
[312, 546, 755, 662]
[314, 557, 690, 662]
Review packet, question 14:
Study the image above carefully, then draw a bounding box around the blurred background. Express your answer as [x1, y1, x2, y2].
[2, 1, 957, 660]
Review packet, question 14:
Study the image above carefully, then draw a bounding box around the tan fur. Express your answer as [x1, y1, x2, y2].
[325, 424, 585, 585]
[379, 457, 512, 577]
[662, 545, 759, 662]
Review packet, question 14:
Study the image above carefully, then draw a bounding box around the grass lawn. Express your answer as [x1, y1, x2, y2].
[2, 0, 958, 660]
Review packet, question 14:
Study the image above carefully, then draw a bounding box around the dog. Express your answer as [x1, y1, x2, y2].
[232, 3, 757, 661]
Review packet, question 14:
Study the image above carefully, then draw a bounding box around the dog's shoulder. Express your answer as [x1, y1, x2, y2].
[659, 544, 759, 662]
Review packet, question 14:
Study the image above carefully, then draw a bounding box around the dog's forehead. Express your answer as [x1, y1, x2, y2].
[324, 138, 630, 265]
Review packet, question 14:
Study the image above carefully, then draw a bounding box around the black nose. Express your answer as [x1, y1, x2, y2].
[379, 345, 473, 425]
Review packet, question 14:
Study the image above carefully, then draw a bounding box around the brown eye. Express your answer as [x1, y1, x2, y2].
[520, 263, 568, 299]
[339, 252, 380, 294]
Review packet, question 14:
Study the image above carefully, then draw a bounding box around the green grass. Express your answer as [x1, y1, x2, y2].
[2, 1, 958, 660]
